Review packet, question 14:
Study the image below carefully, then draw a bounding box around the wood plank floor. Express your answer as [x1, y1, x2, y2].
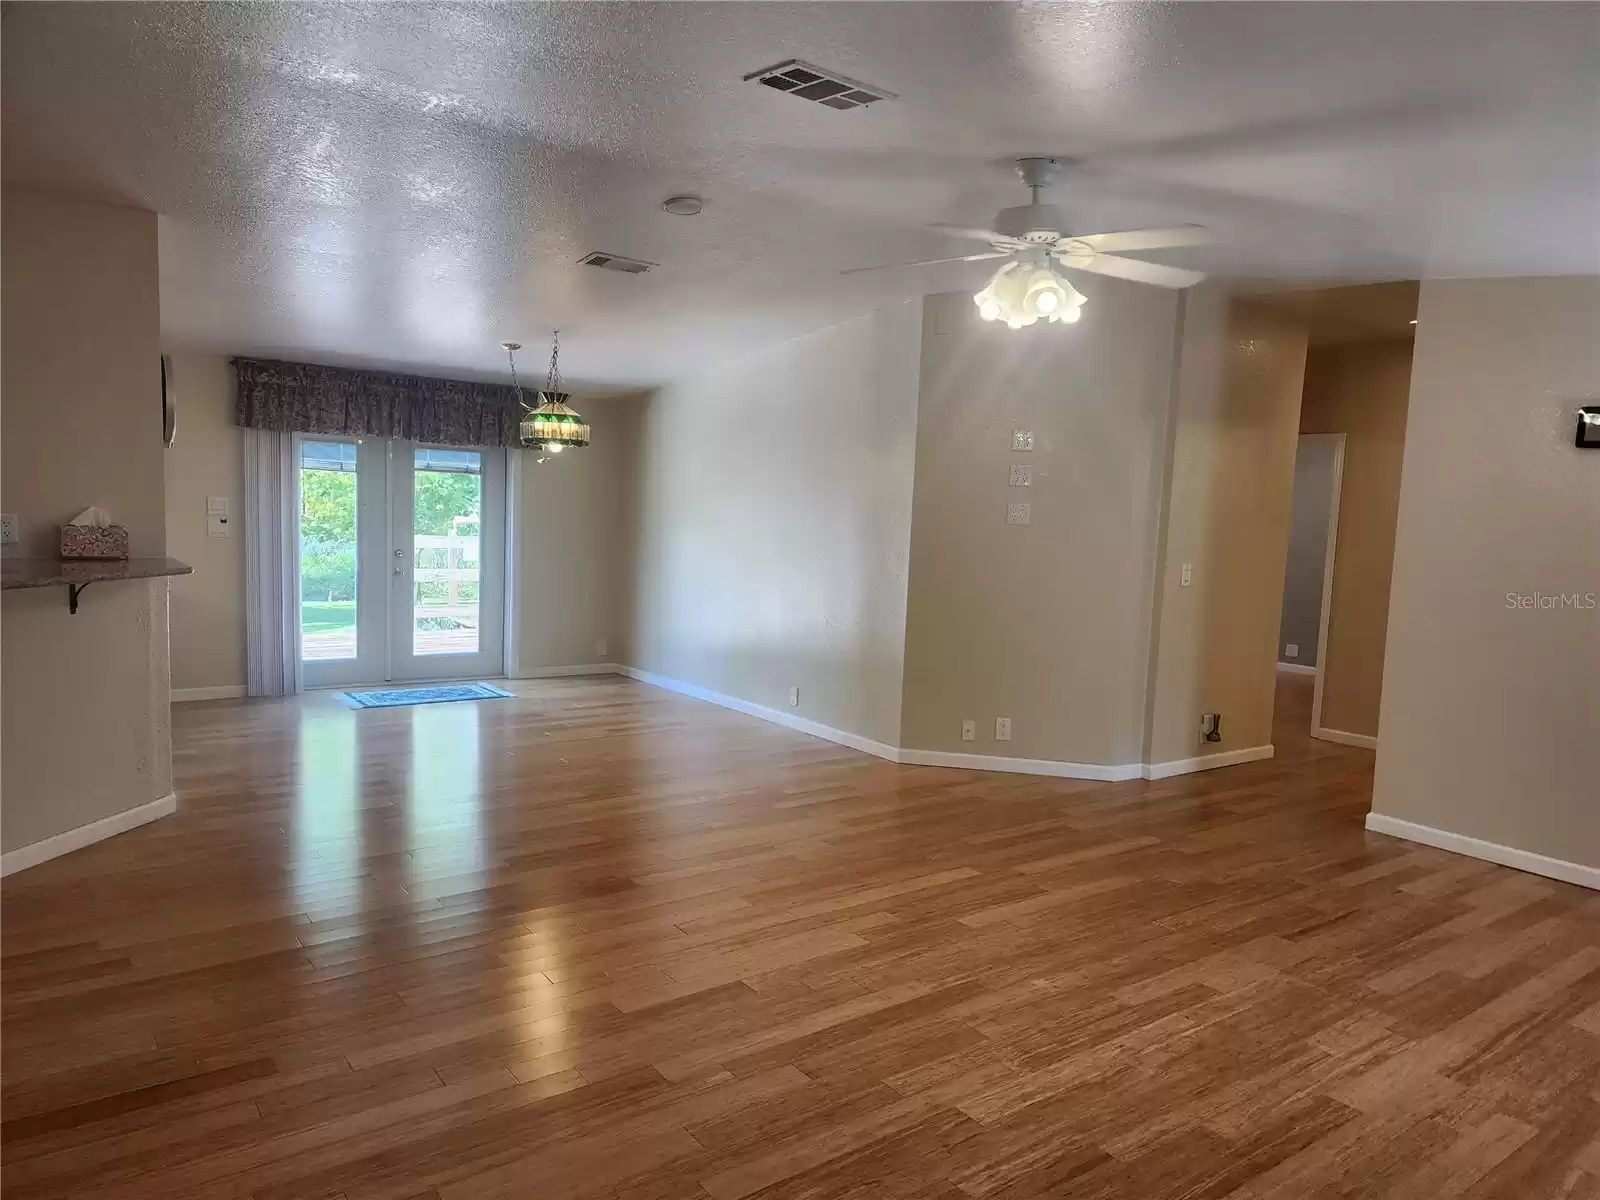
[4, 673, 1598, 1199]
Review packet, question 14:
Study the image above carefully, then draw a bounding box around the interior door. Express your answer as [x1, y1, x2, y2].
[297, 436, 505, 687]
[387, 442, 505, 682]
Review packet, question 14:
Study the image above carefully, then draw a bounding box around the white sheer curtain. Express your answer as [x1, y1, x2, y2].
[243, 428, 302, 697]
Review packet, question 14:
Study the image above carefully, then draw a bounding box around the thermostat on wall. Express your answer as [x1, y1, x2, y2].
[1577, 406, 1600, 449]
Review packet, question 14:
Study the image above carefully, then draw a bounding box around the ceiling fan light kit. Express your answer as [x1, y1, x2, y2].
[974, 259, 1085, 328]
[850, 157, 1209, 331]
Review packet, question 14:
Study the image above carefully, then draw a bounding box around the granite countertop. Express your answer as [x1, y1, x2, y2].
[1, 556, 194, 590]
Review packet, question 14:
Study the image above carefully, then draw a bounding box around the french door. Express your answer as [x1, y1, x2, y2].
[297, 436, 506, 688]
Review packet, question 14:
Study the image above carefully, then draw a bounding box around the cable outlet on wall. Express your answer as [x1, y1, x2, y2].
[1284, 643, 1299, 659]
[0, 513, 18, 546]
[789, 686, 800, 707]
[1180, 563, 1193, 587]
[961, 719, 976, 742]
[995, 717, 1012, 742]
[594, 638, 609, 658]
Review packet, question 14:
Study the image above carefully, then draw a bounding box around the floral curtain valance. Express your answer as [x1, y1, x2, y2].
[234, 357, 523, 448]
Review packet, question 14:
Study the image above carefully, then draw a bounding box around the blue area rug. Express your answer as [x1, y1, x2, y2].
[338, 682, 512, 709]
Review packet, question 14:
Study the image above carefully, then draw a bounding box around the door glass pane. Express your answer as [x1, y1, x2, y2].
[412, 448, 482, 656]
[299, 440, 360, 661]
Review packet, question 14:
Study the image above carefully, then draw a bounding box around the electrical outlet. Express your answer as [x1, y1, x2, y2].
[789, 686, 800, 707]
[995, 717, 1012, 742]
[595, 638, 609, 658]
[1006, 503, 1031, 526]
[1200, 713, 1222, 743]
[1011, 429, 1034, 451]
[961, 719, 976, 742]
[0, 513, 18, 546]
[1007, 464, 1032, 487]
[1180, 563, 1193, 587]
[1284, 643, 1299, 659]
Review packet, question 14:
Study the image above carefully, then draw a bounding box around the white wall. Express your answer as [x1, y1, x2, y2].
[900, 284, 1179, 766]
[630, 303, 923, 747]
[2, 188, 172, 855]
[1373, 277, 1599, 870]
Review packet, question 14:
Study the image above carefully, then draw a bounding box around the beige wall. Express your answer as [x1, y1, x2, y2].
[900, 284, 1179, 765]
[630, 303, 922, 746]
[1299, 338, 1413, 737]
[2, 188, 172, 853]
[1373, 277, 1600, 868]
[164, 353, 246, 693]
[1144, 291, 1309, 764]
[514, 394, 643, 673]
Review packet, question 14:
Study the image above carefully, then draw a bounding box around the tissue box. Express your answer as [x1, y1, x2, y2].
[60, 524, 129, 559]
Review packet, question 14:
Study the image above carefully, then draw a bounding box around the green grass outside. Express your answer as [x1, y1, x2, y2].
[301, 601, 356, 632]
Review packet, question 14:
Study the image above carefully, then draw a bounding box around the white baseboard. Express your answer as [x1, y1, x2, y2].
[1365, 813, 1599, 892]
[172, 685, 247, 702]
[896, 748, 1140, 782]
[1313, 726, 1378, 750]
[1276, 662, 1318, 677]
[512, 663, 621, 679]
[619, 667, 1211, 783]
[1, 792, 178, 878]
[617, 667, 902, 763]
[1142, 744, 1275, 780]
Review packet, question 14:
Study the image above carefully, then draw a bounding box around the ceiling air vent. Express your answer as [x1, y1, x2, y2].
[579, 251, 655, 275]
[743, 59, 894, 111]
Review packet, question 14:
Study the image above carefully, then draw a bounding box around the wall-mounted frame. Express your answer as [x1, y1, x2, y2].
[1577, 406, 1600, 449]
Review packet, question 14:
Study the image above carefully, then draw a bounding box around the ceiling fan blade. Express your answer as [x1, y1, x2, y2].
[841, 251, 1014, 276]
[1073, 225, 1210, 253]
[1060, 253, 1206, 289]
[928, 223, 1028, 248]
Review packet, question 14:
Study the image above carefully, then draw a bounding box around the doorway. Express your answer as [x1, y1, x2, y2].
[1277, 432, 1345, 737]
[297, 436, 506, 687]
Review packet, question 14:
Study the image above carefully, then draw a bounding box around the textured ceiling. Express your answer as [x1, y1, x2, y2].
[3, 2, 1596, 388]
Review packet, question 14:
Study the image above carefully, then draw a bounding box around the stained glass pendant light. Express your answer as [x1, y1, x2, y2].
[508, 331, 590, 458]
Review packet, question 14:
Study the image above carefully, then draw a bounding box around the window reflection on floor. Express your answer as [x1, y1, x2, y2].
[294, 709, 359, 913]
[408, 702, 484, 895]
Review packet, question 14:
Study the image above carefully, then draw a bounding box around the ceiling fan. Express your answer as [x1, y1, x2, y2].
[845, 157, 1208, 328]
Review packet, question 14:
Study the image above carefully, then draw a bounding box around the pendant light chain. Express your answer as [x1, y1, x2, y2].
[543, 329, 563, 397]
[506, 343, 526, 405]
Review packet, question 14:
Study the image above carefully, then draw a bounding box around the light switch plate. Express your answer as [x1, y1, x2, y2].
[206, 496, 230, 516]
[995, 717, 1012, 742]
[1180, 563, 1193, 587]
[961, 719, 976, 742]
[1008, 464, 1032, 487]
[1011, 429, 1034, 452]
[1284, 643, 1299, 658]
[0, 513, 18, 545]
[1006, 503, 1031, 526]
[788, 686, 800, 707]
